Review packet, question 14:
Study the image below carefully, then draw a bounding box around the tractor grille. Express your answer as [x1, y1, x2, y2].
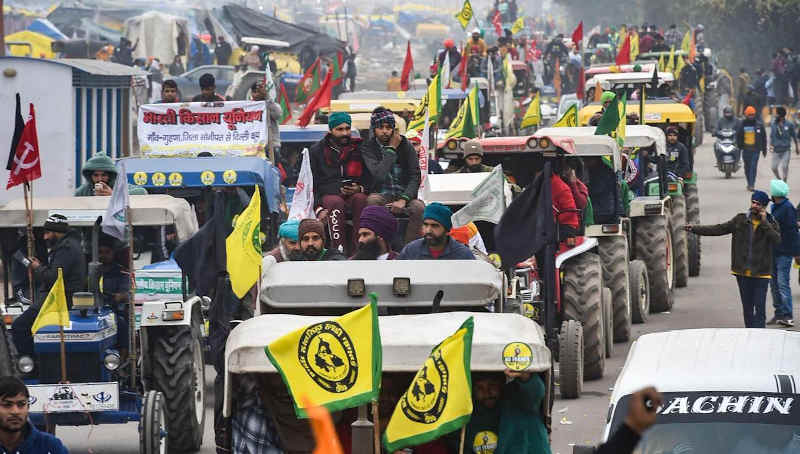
[38, 352, 100, 384]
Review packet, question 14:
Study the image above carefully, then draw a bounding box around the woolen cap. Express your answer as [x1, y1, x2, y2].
[328, 111, 352, 130]
[298, 218, 325, 240]
[462, 139, 483, 158]
[752, 190, 770, 206]
[44, 214, 69, 233]
[423, 202, 453, 232]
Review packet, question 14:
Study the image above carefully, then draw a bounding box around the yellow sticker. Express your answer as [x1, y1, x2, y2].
[472, 431, 498, 454]
[223, 169, 238, 184]
[201, 170, 216, 186]
[152, 172, 166, 186]
[168, 172, 183, 187]
[133, 172, 148, 186]
[502, 342, 533, 371]
[521, 303, 539, 321]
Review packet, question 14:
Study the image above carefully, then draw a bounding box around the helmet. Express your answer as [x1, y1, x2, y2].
[723, 106, 733, 116]
[444, 39, 455, 49]
[696, 24, 705, 31]
[472, 28, 481, 35]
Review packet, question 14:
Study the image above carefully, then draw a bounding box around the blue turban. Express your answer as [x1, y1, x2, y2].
[423, 202, 453, 232]
[278, 219, 300, 241]
[328, 112, 351, 130]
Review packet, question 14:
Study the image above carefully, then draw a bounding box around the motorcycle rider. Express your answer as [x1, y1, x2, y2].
[665, 126, 691, 177]
[716, 106, 739, 134]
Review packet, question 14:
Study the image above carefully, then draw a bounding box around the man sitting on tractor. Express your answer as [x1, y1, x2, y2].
[467, 29, 488, 58]
[352, 205, 399, 260]
[398, 203, 475, 260]
[532, 155, 580, 244]
[97, 234, 131, 359]
[298, 219, 346, 261]
[665, 126, 691, 177]
[445, 140, 494, 174]
[266, 220, 303, 263]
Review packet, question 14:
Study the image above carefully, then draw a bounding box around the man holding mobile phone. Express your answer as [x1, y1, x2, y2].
[309, 112, 368, 254]
[74, 152, 117, 196]
[685, 190, 781, 328]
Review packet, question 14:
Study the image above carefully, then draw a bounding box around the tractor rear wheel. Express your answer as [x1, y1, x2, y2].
[671, 195, 689, 288]
[562, 252, 605, 380]
[634, 215, 674, 313]
[685, 184, 702, 277]
[597, 236, 631, 343]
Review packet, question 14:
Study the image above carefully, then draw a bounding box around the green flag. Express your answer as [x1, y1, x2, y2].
[296, 59, 321, 104]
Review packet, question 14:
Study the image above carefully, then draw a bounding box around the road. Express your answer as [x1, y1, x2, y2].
[58, 132, 793, 452]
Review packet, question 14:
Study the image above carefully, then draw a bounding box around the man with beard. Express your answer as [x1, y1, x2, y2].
[13, 214, 85, 357]
[397, 203, 475, 260]
[362, 107, 424, 245]
[352, 205, 398, 260]
[266, 219, 304, 262]
[298, 219, 346, 261]
[445, 140, 493, 173]
[0, 377, 67, 453]
[310, 112, 368, 254]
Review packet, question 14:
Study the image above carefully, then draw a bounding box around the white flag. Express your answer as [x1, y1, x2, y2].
[264, 58, 277, 101]
[418, 108, 431, 202]
[442, 51, 451, 89]
[451, 164, 506, 227]
[288, 148, 314, 221]
[102, 162, 129, 241]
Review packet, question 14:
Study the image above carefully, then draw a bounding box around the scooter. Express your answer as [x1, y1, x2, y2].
[714, 129, 741, 178]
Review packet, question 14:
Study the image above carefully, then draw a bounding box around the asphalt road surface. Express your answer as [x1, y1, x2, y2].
[57, 132, 795, 453]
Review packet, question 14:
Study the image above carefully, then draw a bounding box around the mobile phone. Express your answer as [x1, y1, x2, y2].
[13, 250, 31, 268]
[341, 179, 357, 187]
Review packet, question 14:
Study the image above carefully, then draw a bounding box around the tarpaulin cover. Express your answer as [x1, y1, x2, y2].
[27, 18, 67, 41]
[124, 11, 188, 64]
[218, 4, 345, 57]
[5, 30, 54, 58]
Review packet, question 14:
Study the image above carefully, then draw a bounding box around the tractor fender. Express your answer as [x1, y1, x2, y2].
[140, 296, 203, 329]
[555, 237, 598, 269]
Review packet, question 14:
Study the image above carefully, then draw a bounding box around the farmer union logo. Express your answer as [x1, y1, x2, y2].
[502, 342, 532, 371]
[472, 431, 498, 454]
[201, 170, 216, 185]
[133, 172, 148, 185]
[223, 169, 238, 184]
[401, 349, 448, 424]
[297, 321, 358, 393]
[168, 172, 183, 186]
[151, 172, 166, 186]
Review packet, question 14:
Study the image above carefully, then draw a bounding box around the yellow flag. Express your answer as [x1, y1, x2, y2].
[681, 29, 692, 55]
[226, 187, 262, 298]
[520, 92, 541, 129]
[511, 16, 525, 35]
[553, 103, 577, 127]
[409, 70, 442, 130]
[674, 53, 685, 80]
[665, 46, 675, 73]
[629, 32, 639, 61]
[454, 0, 473, 30]
[265, 297, 381, 418]
[445, 85, 479, 139]
[616, 93, 627, 146]
[658, 53, 665, 72]
[31, 268, 69, 334]
[383, 317, 474, 452]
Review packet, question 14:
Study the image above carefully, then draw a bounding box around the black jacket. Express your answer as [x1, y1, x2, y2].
[360, 136, 421, 200]
[736, 118, 767, 153]
[35, 230, 85, 307]
[308, 135, 365, 206]
[692, 212, 781, 277]
[595, 424, 640, 454]
[665, 141, 691, 177]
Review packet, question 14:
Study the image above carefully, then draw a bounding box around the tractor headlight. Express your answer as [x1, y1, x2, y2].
[17, 356, 33, 374]
[347, 279, 366, 297]
[526, 137, 537, 149]
[446, 139, 459, 150]
[538, 137, 551, 149]
[103, 350, 121, 371]
[392, 277, 411, 296]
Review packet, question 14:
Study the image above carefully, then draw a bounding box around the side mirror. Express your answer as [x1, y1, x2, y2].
[572, 446, 597, 454]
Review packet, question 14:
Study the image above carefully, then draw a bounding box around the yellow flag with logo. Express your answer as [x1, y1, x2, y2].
[520, 92, 541, 129]
[454, 0, 473, 30]
[665, 46, 675, 73]
[31, 268, 69, 334]
[553, 103, 577, 127]
[226, 187, 262, 298]
[511, 16, 525, 35]
[265, 296, 381, 418]
[383, 317, 474, 452]
[408, 69, 442, 131]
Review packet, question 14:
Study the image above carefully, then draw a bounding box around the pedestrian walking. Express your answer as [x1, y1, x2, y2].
[685, 191, 781, 328]
[767, 180, 800, 327]
[769, 106, 799, 181]
[736, 106, 767, 191]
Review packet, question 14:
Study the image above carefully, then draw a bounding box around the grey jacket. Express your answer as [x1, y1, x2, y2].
[397, 237, 476, 260]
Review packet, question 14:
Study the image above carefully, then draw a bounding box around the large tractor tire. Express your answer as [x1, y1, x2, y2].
[602, 287, 614, 358]
[140, 390, 167, 454]
[597, 236, 631, 343]
[634, 215, 674, 313]
[685, 184, 702, 277]
[629, 260, 650, 324]
[562, 252, 605, 380]
[558, 320, 583, 399]
[671, 195, 689, 288]
[150, 322, 206, 452]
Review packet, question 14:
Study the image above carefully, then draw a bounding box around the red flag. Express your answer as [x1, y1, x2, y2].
[297, 70, 334, 127]
[296, 58, 321, 103]
[278, 82, 293, 125]
[458, 44, 469, 90]
[577, 67, 585, 100]
[401, 41, 414, 91]
[526, 41, 538, 63]
[615, 34, 631, 65]
[7, 103, 42, 189]
[492, 11, 502, 36]
[571, 21, 583, 51]
[682, 88, 694, 106]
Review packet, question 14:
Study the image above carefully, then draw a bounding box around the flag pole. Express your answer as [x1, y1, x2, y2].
[371, 399, 380, 454]
[59, 325, 67, 382]
[458, 425, 466, 453]
[23, 181, 35, 309]
[127, 206, 137, 388]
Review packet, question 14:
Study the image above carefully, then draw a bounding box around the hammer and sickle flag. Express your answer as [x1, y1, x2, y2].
[6, 95, 42, 189]
[265, 295, 382, 418]
[454, 0, 473, 30]
[226, 187, 262, 298]
[31, 268, 69, 334]
[383, 317, 474, 452]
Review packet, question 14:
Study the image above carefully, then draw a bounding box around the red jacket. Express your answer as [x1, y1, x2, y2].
[552, 174, 579, 230]
[567, 178, 589, 211]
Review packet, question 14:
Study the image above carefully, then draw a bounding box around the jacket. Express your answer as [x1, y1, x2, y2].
[771, 198, 800, 257]
[266, 100, 282, 148]
[770, 119, 796, 152]
[552, 174, 579, 230]
[0, 423, 68, 454]
[665, 141, 691, 177]
[691, 212, 781, 277]
[595, 424, 640, 454]
[306, 248, 347, 261]
[397, 237, 475, 260]
[309, 134, 365, 206]
[74, 152, 117, 196]
[99, 263, 130, 311]
[716, 116, 739, 133]
[445, 163, 494, 174]
[361, 136, 421, 200]
[461, 402, 500, 454]
[736, 118, 767, 153]
[495, 375, 551, 454]
[34, 230, 85, 308]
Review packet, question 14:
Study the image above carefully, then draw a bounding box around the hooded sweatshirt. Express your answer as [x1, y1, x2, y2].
[74, 152, 118, 196]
